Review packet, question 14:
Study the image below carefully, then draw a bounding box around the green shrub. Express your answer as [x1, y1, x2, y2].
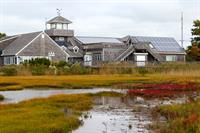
[0, 66, 17, 76]
[137, 67, 148, 76]
[56, 60, 70, 68]
[24, 58, 50, 67]
[31, 66, 46, 76]
[0, 94, 4, 101]
[70, 63, 89, 74]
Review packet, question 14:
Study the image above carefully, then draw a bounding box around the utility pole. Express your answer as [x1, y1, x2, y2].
[181, 12, 184, 48]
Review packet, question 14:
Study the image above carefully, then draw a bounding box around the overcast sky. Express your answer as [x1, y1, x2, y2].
[0, 0, 199, 48]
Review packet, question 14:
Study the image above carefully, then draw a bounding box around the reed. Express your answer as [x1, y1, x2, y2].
[0, 94, 92, 133]
[152, 99, 200, 133]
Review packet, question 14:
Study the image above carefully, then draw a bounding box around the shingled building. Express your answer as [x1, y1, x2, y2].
[0, 15, 186, 66]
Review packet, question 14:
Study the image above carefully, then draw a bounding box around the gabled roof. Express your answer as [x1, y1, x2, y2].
[0, 35, 19, 51]
[130, 36, 185, 53]
[46, 16, 72, 24]
[2, 31, 42, 55]
[75, 36, 122, 44]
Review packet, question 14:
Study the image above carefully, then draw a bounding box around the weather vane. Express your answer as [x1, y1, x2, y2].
[56, 9, 62, 16]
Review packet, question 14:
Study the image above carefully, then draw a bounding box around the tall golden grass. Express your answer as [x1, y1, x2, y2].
[0, 94, 92, 133]
[0, 62, 199, 90]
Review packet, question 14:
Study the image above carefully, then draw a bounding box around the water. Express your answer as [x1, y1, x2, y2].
[74, 96, 152, 133]
[0, 88, 125, 104]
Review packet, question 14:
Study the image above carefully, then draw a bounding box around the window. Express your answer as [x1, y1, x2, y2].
[136, 55, 146, 61]
[51, 24, 56, 29]
[74, 48, 78, 53]
[166, 55, 177, 61]
[73, 46, 79, 53]
[55, 37, 65, 41]
[56, 23, 62, 29]
[93, 53, 102, 61]
[4, 56, 15, 65]
[63, 24, 67, 29]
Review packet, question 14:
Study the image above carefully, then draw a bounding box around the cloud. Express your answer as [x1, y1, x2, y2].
[0, 0, 199, 48]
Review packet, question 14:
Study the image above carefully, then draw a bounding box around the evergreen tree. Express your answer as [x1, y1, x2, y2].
[186, 20, 200, 61]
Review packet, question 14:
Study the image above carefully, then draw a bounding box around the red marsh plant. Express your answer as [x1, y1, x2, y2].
[127, 83, 200, 98]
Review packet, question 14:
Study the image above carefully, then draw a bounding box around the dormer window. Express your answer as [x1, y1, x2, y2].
[73, 46, 79, 53]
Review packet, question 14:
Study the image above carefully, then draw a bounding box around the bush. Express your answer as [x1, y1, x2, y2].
[0, 94, 4, 101]
[70, 63, 89, 74]
[24, 58, 50, 67]
[55, 61, 70, 68]
[31, 66, 46, 76]
[0, 66, 17, 76]
[137, 67, 148, 76]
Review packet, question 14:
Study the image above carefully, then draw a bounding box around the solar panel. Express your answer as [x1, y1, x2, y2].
[76, 36, 122, 44]
[133, 36, 184, 52]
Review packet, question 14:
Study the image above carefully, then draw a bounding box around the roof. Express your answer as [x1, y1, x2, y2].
[2, 31, 42, 55]
[46, 16, 72, 24]
[75, 36, 122, 44]
[131, 36, 185, 53]
[0, 35, 19, 51]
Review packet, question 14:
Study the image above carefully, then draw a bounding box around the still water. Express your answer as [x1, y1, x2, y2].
[0, 88, 125, 104]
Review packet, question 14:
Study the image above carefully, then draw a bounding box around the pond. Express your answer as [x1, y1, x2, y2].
[0, 88, 125, 104]
[73, 96, 152, 133]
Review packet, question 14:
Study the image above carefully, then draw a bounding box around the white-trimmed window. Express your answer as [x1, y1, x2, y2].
[73, 46, 79, 53]
[56, 23, 62, 29]
[93, 53, 102, 61]
[166, 55, 177, 61]
[63, 24, 67, 30]
[4, 56, 15, 65]
[51, 24, 56, 29]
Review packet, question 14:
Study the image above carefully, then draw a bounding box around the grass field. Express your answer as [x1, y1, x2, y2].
[0, 73, 200, 91]
[0, 94, 92, 133]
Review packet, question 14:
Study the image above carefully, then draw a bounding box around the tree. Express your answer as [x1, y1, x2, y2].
[191, 20, 200, 46]
[186, 20, 200, 61]
[0, 33, 6, 39]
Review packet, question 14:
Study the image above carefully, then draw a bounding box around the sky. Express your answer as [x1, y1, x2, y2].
[0, 0, 199, 48]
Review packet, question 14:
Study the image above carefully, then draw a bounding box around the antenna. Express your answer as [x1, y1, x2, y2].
[181, 12, 184, 48]
[56, 9, 62, 16]
[45, 18, 47, 30]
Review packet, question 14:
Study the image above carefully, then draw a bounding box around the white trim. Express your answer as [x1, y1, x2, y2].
[43, 32, 70, 57]
[0, 35, 19, 43]
[134, 53, 148, 55]
[16, 32, 43, 55]
[158, 52, 186, 55]
[72, 46, 79, 50]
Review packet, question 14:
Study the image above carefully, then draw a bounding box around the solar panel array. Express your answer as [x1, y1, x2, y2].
[133, 36, 184, 52]
[76, 36, 122, 44]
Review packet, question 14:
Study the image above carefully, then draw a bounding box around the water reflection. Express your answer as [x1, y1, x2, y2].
[0, 88, 125, 104]
[73, 96, 152, 133]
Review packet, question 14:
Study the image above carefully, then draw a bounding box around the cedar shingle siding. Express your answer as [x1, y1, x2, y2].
[18, 33, 67, 61]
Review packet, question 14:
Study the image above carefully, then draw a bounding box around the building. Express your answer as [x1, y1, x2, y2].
[0, 15, 186, 66]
